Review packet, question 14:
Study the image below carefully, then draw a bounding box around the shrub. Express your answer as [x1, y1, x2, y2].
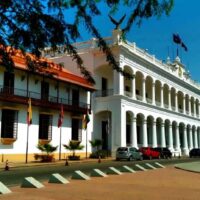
[34, 154, 55, 162]
[63, 140, 84, 160]
[89, 150, 107, 159]
[35, 143, 57, 162]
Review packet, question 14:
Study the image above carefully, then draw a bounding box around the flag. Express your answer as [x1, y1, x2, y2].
[173, 33, 182, 44]
[58, 104, 64, 128]
[27, 98, 32, 126]
[82, 113, 90, 130]
[173, 33, 188, 51]
[181, 42, 188, 51]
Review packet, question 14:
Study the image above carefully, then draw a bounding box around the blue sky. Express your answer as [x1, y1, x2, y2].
[76, 0, 200, 82]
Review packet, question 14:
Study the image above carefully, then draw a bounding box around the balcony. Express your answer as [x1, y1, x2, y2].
[95, 89, 114, 97]
[0, 86, 90, 113]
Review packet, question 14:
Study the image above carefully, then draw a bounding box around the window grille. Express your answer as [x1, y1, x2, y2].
[1, 109, 18, 139]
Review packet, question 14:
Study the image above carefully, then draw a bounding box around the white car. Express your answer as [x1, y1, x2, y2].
[116, 147, 143, 161]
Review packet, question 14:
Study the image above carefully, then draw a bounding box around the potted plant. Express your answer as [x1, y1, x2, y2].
[34, 143, 58, 162]
[63, 140, 84, 160]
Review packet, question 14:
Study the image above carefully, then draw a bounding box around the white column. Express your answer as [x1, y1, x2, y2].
[183, 96, 186, 114]
[194, 102, 196, 117]
[183, 127, 188, 154]
[194, 127, 198, 148]
[152, 121, 157, 148]
[132, 76, 136, 99]
[143, 120, 148, 147]
[152, 82, 155, 105]
[189, 128, 193, 150]
[161, 123, 166, 147]
[189, 98, 191, 116]
[114, 70, 124, 95]
[120, 106, 126, 147]
[161, 86, 164, 108]
[168, 89, 171, 110]
[175, 125, 180, 151]
[142, 78, 146, 102]
[175, 92, 178, 112]
[168, 123, 174, 151]
[131, 117, 138, 148]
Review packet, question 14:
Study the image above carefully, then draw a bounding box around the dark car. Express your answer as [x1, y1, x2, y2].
[139, 147, 160, 160]
[189, 148, 200, 158]
[153, 147, 172, 159]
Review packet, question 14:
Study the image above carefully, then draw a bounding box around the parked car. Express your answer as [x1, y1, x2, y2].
[139, 147, 160, 160]
[153, 147, 172, 159]
[189, 148, 200, 158]
[116, 147, 143, 161]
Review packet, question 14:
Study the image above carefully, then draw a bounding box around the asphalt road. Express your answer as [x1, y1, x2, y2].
[0, 157, 199, 187]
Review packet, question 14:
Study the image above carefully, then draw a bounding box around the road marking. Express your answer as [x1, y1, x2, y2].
[145, 163, 157, 169]
[135, 164, 147, 171]
[155, 162, 165, 168]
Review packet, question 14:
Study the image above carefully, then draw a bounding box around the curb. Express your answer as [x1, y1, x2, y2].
[0, 158, 114, 170]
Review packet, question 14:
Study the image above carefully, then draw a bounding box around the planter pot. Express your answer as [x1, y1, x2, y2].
[68, 155, 80, 160]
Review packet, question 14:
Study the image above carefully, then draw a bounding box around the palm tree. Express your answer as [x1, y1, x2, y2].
[36, 143, 58, 162]
[37, 143, 58, 155]
[89, 139, 102, 152]
[63, 140, 84, 158]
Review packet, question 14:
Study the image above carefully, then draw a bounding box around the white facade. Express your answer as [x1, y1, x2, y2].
[45, 29, 200, 157]
[0, 60, 93, 162]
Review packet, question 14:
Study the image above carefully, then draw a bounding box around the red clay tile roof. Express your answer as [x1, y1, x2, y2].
[1, 47, 94, 90]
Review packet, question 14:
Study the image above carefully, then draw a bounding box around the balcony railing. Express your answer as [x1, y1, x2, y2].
[155, 101, 161, 106]
[0, 86, 89, 111]
[94, 88, 199, 119]
[95, 89, 114, 97]
[124, 91, 132, 97]
[146, 98, 152, 104]
[136, 95, 143, 101]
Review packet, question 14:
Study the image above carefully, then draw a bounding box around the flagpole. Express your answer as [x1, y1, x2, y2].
[59, 127, 62, 160]
[25, 124, 29, 163]
[86, 127, 88, 159]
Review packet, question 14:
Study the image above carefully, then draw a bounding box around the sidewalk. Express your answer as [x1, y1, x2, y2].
[175, 161, 200, 173]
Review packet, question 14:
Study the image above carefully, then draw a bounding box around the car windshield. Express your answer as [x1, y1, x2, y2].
[117, 147, 128, 151]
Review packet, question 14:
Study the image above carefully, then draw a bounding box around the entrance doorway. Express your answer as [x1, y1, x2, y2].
[102, 121, 108, 150]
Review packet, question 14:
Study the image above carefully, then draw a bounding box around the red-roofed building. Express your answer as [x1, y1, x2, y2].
[0, 48, 94, 162]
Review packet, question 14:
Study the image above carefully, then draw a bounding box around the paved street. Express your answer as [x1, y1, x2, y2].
[0, 157, 199, 187]
[1, 164, 200, 200]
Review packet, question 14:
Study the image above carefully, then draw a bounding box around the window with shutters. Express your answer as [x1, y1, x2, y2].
[1, 109, 18, 144]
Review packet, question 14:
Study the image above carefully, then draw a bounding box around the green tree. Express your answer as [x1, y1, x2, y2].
[63, 140, 84, 157]
[0, 0, 174, 83]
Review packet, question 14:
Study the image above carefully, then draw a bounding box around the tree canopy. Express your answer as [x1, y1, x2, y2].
[0, 0, 174, 83]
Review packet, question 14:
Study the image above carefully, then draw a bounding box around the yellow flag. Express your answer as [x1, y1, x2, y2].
[27, 98, 32, 126]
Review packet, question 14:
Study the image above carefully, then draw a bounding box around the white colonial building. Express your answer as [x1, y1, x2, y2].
[0, 49, 94, 162]
[44, 28, 200, 157]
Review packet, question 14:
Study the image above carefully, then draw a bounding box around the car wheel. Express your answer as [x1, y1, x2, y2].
[128, 156, 133, 161]
[116, 158, 120, 161]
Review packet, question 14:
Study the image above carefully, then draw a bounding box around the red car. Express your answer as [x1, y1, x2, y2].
[139, 147, 160, 160]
